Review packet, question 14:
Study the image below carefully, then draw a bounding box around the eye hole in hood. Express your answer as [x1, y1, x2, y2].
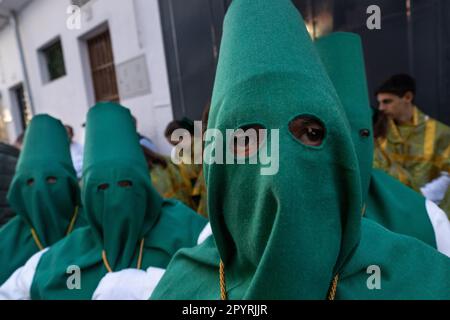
[230, 124, 266, 158]
[118, 180, 133, 188]
[359, 129, 371, 138]
[289, 115, 326, 147]
[97, 183, 110, 191]
[46, 176, 58, 184]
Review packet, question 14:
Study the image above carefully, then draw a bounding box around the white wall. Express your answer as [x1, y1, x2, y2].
[0, 0, 174, 154]
[0, 23, 26, 143]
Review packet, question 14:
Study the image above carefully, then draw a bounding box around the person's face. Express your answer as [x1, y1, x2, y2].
[166, 130, 192, 147]
[377, 92, 413, 121]
[166, 134, 178, 146]
[65, 127, 74, 142]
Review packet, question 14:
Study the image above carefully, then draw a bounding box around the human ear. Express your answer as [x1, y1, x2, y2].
[403, 91, 414, 103]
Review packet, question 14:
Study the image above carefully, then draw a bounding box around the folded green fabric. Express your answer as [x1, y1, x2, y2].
[30, 103, 207, 299]
[315, 32, 436, 248]
[0, 115, 83, 285]
[151, 0, 450, 300]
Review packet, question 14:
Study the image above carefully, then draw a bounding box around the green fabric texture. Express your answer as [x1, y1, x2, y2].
[153, 0, 363, 299]
[315, 32, 436, 248]
[338, 218, 450, 299]
[81, 102, 163, 269]
[315, 32, 373, 202]
[30, 103, 207, 299]
[152, 3, 450, 299]
[367, 169, 436, 248]
[0, 115, 83, 285]
[314, 33, 450, 299]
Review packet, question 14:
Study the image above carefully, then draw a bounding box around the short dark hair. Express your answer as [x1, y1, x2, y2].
[65, 125, 74, 136]
[164, 118, 195, 137]
[15, 132, 25, 145]
[376, 74, 416, 98]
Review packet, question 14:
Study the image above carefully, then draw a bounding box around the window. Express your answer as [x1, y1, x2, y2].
[0, 94, 8, 142]
[87, 30, 120, 102]
[71, 0, 91, 7]
[40, 39, 66, 82]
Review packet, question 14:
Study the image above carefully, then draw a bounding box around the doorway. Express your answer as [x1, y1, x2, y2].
[0, 94, 8, 142]
[10, 83, 31, 133]
[86, 30, 120, 103]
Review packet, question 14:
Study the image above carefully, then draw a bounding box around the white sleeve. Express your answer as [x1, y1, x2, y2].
[92, 267, 165, 300]
[0, 249, 48, 300]
[70, 143, 84, 179]
[421, 173, 450, 204]
[197, 223, 212, 245]
[425, 200, 450, 258]
[92, 223, 212, 300]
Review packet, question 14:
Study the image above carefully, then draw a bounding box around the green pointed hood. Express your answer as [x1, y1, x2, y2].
[315, 32, 373, 203]
[314, 33, 450, 299]
[315, 33, 436, 248]
[204, 0, 363, 299]
[0, 114, 81, 285]
[7, 114, 80, 246]
[153, 4, 450, 302]
[29, 103, 207, 299]
[82, 102, 163, 270]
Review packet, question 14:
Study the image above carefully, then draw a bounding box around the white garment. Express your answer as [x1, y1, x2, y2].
[70, 142, 84, 179]
[92, 223, 213, 300]
[92, 267, 165, 300]
[0, 249, 48, 300]
[426, 200, 450, 257]
[197, 223, 213, 245]
[421, 172, 450, 204]
[139, 137, 159, 154]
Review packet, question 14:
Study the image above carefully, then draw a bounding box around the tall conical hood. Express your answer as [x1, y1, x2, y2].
[16, 114, 75, 173]
[82, 102, 162, 270]
[7, 114, 79, 246]
[83, 102, 148, 172]
[315, 32, 373, 202]
[316, 33, 440, 251]
[204, 0, 363, 299]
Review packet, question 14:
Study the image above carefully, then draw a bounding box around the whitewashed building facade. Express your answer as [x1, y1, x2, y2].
[0, 0, 173, 154]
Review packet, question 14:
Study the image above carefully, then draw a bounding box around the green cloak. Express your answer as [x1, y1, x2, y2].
[0, 115, 83, 285]
[151, 0, 450, 300]
[153, 0, 362, 299]
[315, 32, 437, 248]
[30, 102, 207, 300]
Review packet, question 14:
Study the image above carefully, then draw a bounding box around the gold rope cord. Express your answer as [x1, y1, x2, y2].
[30, 206, 79, 251]
[65, 206, 79, 235]
[219, 260, 340, 300]
[102, 238, 145, 273]
[217, 205, 369, 299]
[137, 237, 145, 270]
[327, 275, 339, 300]
[30, 228, 44, 251]
[219, 260, 227, 300]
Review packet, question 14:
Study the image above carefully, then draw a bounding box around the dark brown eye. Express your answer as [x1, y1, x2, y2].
[46, 177, 57, 184]
[118, 180, 133, 188]
[231, 124, 266, 157]
[27, 178, 34, 186]
[360, 129, 371, 138]
[98, 183, 109, 191]
[289, 116, 326, 147]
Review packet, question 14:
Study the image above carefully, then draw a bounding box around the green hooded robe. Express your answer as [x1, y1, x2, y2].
[315, 32, 442, 251]
[151, 0, 450, 300]
[6, 103, 208, 300]
[0, 115, 83, 285]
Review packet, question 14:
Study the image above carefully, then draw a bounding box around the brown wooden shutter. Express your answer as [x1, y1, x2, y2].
[87, 30, 120, 103]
